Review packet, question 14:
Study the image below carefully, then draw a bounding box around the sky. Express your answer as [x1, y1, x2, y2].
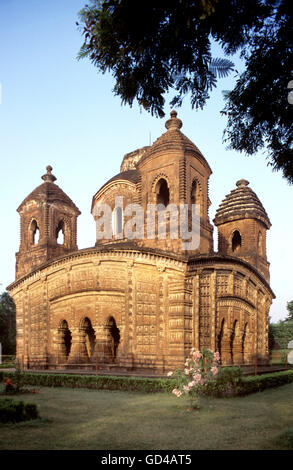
[0, 0, 292, 323]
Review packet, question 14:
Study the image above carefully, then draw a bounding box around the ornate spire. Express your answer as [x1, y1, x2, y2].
[214, 179, 271, 229]
[236, 179, 249, 188]
[41, 165, 57, 183]
[165, 110, 183, 131]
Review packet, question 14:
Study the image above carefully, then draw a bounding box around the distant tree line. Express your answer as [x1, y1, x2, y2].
[0, 292, 16, 355]
[269, 301, 293, 350]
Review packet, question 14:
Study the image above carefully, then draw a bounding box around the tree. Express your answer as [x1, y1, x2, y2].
[0, 292, 16, 355]
[77, 0, 293, 183]
[285, 300, 293, 322]
[222, 0, 293, 183]
[269, 320, 293, 349]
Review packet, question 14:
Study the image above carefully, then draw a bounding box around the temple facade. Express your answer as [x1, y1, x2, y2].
[7, 112, 275, 372]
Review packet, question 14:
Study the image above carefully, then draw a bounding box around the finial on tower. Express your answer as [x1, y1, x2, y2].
[42, 165, 57, 183]
[165, 110, 183, 131]
[236, 179, 249, 188]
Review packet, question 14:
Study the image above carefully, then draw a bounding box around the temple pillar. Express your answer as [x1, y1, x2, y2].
[67, 327, 89, 364]
[94, 325, 114, 363]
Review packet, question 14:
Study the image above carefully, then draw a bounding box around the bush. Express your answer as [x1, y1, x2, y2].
[1, 371, 171, 394]
[0, 398, 39, 423]
[204, 366, 243, 397]
[238, 370, 293, 395]
[2, 369, 293, 398]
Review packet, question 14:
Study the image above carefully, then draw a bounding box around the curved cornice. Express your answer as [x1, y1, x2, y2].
[8, 245, 274, 299]
[187, 253, 275, 297]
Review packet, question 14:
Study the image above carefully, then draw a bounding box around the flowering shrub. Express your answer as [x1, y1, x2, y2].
[1, 363, 39, 395]
[168, 348, 220, 409]
[4, 377, 15, 393]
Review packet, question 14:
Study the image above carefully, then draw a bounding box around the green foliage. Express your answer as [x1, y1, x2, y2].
[269, 320, 293, 349]
[77, 0, 266, 117]
[2, 367, 293, 398]
[222, 0, 293, 183]
[0, 398, 39, 423]
[1, 361, 24, 394]
[285, 301, 293, 322]
[77, 0, 292, 183]
[215, 366, 242, 390]
[1, 371, 172, 394]
[0, 292, 16, 354]
[200, 366, 243, 397]
[168, 348, 220, 408]
[239, 370, 293, 395]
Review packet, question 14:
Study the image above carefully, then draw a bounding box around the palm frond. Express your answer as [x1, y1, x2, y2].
[209, 58, 234, 78]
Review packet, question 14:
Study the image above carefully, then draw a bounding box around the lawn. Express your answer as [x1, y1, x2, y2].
[0, 384, 293, 450]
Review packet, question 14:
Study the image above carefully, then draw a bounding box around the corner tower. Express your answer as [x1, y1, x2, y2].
[214, 179, 271, 281]
[15, 166, 81, 279]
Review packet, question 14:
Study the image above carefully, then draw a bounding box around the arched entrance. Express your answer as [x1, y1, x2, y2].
[217, 318, 225, 363]
[106, 316, 120, 359]
[56, 320, 72, 363]
[66, 317, 96, 365]
[95, 316, 120, 364]
[83, 317, 96, 359]
[217, 318, 231, 365]
[231, 320, 243, 364]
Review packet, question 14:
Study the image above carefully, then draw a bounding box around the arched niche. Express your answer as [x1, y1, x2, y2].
[112, 206, 123, 237]
[105, 316, 120, 359]
[30, 219, 40, 245]
[156, 178, 170, 207]
[82, 317, 96, 359]
[56, 319, 72, 362]
[56, 220, 65, 245]
[232, 230, 242, 252]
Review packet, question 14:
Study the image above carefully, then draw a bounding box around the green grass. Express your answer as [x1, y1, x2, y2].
[0, 384, 293, 450]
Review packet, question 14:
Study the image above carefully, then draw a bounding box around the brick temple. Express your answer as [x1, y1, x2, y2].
[8, 111, 275, 372]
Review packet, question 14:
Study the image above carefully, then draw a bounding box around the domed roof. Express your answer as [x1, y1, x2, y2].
[214, 179, 271, 228]
[91, 169, 140, 210]
[137, 111, 212, 174]
[93, 169, 139, 195]
[17, 166, 80, 214]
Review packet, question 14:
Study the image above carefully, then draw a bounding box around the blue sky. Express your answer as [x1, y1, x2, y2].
[0, 0, 292, 322]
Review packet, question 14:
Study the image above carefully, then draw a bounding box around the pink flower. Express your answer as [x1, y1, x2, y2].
[211, 366, 218, 376]
[193, 373, 202, 384]
[213, 352, 220, 362]
[193, 351, 202, 361]
[188, 380, 196, 388]
[184, 368, 190, 375]
[183, 385, 190, 393]
[172, 388, 183, 398]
